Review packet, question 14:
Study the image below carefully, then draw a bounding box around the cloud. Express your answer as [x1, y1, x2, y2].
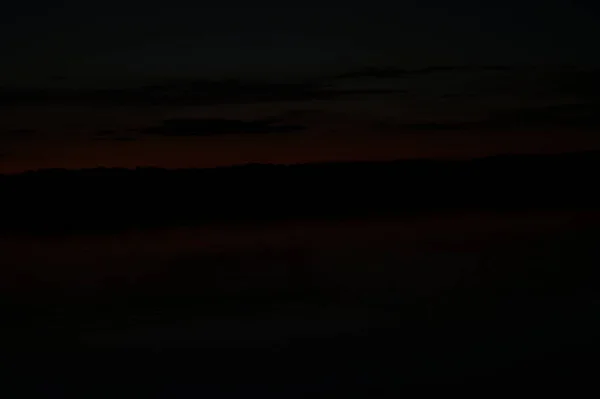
[0, 65, 596, 107]
[447, 66, 600, 100]
[543, 68, 600, 99]
[483, 103, 600, 130]
[95, 129, 117, 137]
[93, 136, 138, 142]
[376, 120, 470, 133]
[332, 65, 512, 80]
[386, 103, 600, 132]
[0, 128, 37, 139]
[0, 79, 405, 107]
[138, 118, 306, 137]
[0, 150, 14, 161]
[93, 130, 138, 141]
[1, 81, 317, 106]
[329, 65, 600, 105]
[391, 122, 472, 131]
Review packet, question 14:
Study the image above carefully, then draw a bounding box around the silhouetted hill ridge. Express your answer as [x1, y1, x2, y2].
[1, 150, 598, 234]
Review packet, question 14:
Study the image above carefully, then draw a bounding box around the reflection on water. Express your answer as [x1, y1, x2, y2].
[1, 210, 596, 288]
[2, 209, 599, 353]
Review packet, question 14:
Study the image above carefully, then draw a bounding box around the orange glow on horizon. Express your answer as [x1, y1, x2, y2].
[2, 129, 600, 174]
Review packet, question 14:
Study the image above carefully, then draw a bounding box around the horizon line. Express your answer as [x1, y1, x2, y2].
[2, 149, 599, 177]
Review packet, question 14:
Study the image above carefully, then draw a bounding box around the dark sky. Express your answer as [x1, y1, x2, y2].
[1, 1, 599, 172]
[2, 0, 598, 85]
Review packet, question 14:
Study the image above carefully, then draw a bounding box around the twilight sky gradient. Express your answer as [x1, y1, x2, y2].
[1, 1, 599, 173]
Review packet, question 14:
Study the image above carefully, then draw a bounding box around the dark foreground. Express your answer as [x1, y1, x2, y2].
[2, 152, 600, 393]
[2, 211, 600, 393]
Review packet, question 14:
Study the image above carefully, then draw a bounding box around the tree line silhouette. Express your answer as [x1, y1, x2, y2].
[1, 150, 598, 234]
